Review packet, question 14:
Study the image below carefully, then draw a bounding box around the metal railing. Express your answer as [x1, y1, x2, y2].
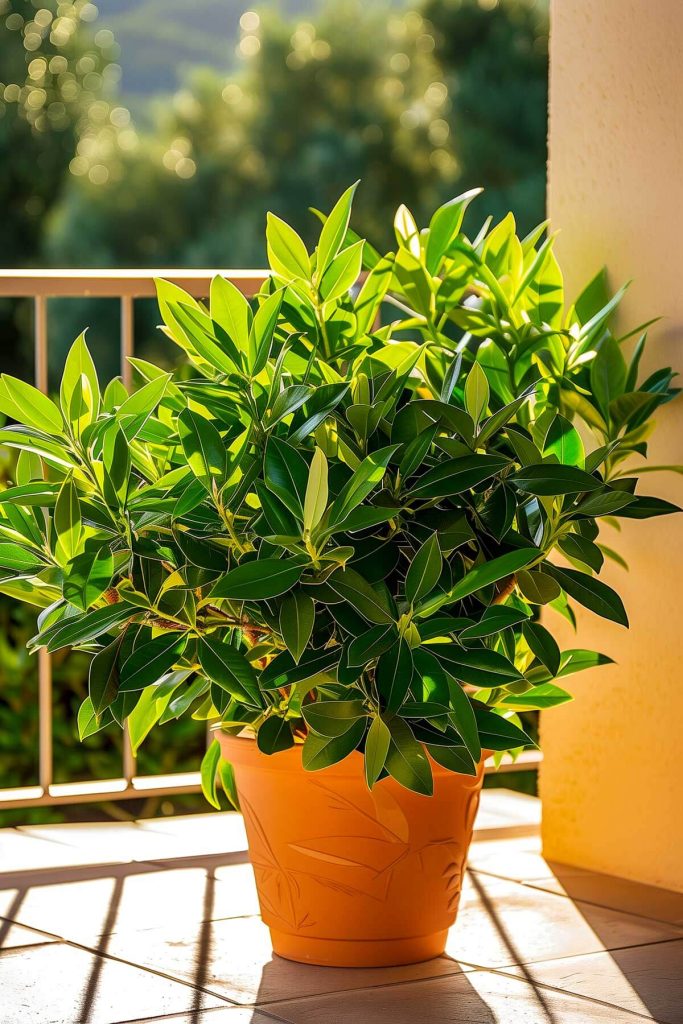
[0, 269, 541, 811]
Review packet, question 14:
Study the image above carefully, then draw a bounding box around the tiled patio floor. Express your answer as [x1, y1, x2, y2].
[1, 791, 681, 1024]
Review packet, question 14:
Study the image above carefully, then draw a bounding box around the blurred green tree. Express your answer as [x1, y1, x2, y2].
[0, 0, 132, 375]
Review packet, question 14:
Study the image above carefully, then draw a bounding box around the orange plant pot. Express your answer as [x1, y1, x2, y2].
[217, 731, 485, 968]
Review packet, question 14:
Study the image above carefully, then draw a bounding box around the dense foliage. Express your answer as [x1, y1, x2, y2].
[0, 185, 679, 800]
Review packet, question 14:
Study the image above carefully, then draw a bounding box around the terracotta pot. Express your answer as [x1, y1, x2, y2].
[217, 731, 486, 968]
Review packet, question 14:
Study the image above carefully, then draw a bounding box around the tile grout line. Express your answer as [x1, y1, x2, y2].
[446, 963, 668, 1024]
[465, 865, 683, 931]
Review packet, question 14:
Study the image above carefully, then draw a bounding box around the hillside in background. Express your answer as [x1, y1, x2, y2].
[95, 0, 324, 100]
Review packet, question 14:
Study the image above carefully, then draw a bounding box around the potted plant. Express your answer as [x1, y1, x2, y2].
[0, 185, 679, 967]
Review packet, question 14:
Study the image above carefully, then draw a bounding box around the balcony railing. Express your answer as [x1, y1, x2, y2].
[0, 269, 541, 811]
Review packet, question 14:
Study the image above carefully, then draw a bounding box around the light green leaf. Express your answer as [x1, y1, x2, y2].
[177, 407, 226, 492]
[319, 240, 364, 302]
[317, 181, 358, 276]
[0, 375, 63, 434]
[303, 448, 328, 533]
[201, 738, 222, 809]
[328, 445, 398, 525]
[464, 362, 489, 426]
[54, 477, 82, 564]
[267, 213, 310, 281]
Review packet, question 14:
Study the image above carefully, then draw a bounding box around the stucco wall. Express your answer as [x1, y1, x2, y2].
[541, 0, 683, 890]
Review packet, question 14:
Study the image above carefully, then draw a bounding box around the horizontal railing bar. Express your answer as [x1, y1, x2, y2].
[0, 269, 270, 299]
[0, 756, 541, 810]
[0, 773, 202, 809]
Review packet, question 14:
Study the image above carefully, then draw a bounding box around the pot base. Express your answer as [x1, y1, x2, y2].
[270, 928, 448, 968]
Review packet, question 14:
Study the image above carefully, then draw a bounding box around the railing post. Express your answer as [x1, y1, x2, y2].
[34, 295, 53, 793]
[120, 295, 134, 390]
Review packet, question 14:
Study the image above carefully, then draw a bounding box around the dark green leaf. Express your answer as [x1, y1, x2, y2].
[510, 464, 601, 495]
[199, 635, 263, 706]
[257, 716, 295, 754]
[364, 715, 391, 788]
[545, 564, 628, 626]
[405, 533, 442, 605]
[385, 717, 433, 795]
[410, 454, 509, 499]
[210, 558, 305, 601]
[119, 633, 188, 692]
[376, 638, 413, 712]
[522, 620, 561, 676]
[302, 716, 365, 771]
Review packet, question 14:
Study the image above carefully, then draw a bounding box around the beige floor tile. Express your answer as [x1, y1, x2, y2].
[137, 811, 249, 859]
[0, 827, 115, 874]
[524, 871, 683, 926]
[467, 835, 564, 882]
[0, 941, 228, 1024]
[0, 918, 57, 951]
[18, 821, 184, 864]
[131, 1012, 276, 1024]
[266, 968, 645, 1023]
[444, 871, 682, 969]
[105, 913, 469, 1005]
[502, 940, 683, 1024]
[0, 862, 259, 945]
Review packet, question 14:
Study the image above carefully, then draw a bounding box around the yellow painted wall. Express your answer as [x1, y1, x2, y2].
[541, 0, 683, 891]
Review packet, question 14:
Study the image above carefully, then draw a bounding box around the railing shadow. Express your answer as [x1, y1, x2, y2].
[1, 834, 681, 1023]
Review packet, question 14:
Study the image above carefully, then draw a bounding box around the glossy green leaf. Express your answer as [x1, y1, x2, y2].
[544, 415, 584, 467]
[199, 635, 262, 706]
[464, 362, 489, 426]
[376, 638, 413, 712]
[510, 464, 601, 496]
[328, 445, 398, 525]
[450, 549, 538, 602]
[434, 644, 524, 688]
[522, 620, 561, 677]
[0, 375, 63, 434]
[63, 546, 114, 611]
[119, 633, 188, 692]
[385, 716, 433, 795]
[316, 181, 358, 274]
[210, 558, 305, 601]
[303, 448, 328, 533]
[279, 590, 315, 664]
[405, 533, 442, 605]
[200, 738, 222, 809]
[54, 477, 82, 564]
[257, 715, 295, 754]
[264, 436, 308, 519]
[89, 634, 123, 714]
[302, 716, 365, 771]
[545, 564, 628, 626]
[473, 705, 535, 751]
[364, 715, 391, 788]
[177, 408, 226, 492]
[516, 569, 561, 605]
[267, 213, 310, 280]
[302, 699, 367, 737]
[410, 454, 510, 500]
[326, 567, 394, 624]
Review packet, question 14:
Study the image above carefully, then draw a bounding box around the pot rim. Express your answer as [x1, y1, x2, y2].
[213, 725, 488, 779]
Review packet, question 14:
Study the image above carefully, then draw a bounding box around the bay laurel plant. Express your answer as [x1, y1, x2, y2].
[0, 184, 679, 802]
